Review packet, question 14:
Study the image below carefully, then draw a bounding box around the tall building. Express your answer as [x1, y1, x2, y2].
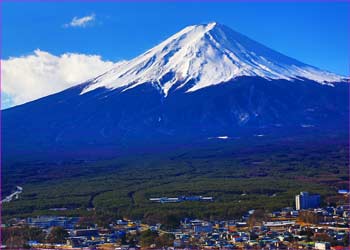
[295, 192, 320, 210]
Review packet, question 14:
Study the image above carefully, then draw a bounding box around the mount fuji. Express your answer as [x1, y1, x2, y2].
[3, 22, 349, 160]
[81, 22, 344, 95]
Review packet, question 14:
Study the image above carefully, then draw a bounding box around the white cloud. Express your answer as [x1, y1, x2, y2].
[1, 49, 121, 108]
[64, 13, 96, 28]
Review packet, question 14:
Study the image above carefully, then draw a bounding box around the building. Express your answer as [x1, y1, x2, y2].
[193, 223, 213, 233]
[315, 242, 330, 250]
[26, 216, 79, 229]
[263, 221, 295, 232]
[67, 237, 86, 248]
[149, 196, 213, 203]
[149, 197, 181, 203]
[74, 229, 99, 240]
[338, 189, 349, 195]
[295, 192, 320, 210]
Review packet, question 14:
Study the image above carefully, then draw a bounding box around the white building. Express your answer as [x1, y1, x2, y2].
[315, 242, 330, 250]
[295, 191, 320, 210]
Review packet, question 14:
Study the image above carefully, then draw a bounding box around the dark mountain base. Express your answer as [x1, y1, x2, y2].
[2, 77, 349, 163]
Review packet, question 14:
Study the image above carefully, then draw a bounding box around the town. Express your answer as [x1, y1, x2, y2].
[1, 191, 349, 250]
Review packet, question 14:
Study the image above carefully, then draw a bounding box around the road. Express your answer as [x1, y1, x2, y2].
[1, 186, 23, 203]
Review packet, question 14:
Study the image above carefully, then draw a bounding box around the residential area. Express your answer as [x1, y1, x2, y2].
[1, 191, 349, 250]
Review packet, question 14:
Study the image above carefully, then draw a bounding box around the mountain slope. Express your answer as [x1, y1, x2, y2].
[81, 22, 344, 96]
[2, 22, 348, 162]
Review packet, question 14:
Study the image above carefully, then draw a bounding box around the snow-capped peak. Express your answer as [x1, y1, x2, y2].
[81, 22, 345, 96]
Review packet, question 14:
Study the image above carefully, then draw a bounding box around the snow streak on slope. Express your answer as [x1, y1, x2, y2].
[81, 22, 345, 96]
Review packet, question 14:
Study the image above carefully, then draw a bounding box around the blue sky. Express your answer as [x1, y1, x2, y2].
[2, 2, 349, 108]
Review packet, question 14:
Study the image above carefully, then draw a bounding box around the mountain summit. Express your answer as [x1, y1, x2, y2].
[3, 22, 348, 161]
[81, 22, 344, 96]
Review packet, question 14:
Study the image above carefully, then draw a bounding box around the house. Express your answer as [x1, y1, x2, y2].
[315, 242, 331, 250]
[194, 223, 213, 233]
[338, 190, 349, 195]
[67, 237, 86, 248]
[74, 229, 99, 240]
[263, 221, 295, 232]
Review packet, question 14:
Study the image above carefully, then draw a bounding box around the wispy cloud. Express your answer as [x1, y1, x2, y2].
[1, 50, 122, 108]
[64, 13, 96, 28]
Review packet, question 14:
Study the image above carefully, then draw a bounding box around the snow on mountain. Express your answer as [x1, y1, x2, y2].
[81, 22, 345, 96]
[3, 22, 348, 160]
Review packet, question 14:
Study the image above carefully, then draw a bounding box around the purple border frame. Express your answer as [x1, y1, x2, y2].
[0, 0, 349, 248]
